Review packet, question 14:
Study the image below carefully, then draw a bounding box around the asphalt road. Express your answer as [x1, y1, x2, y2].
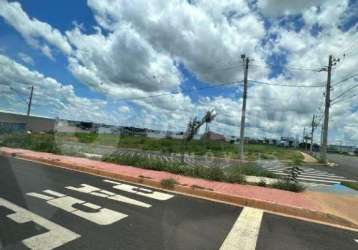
[0, 156, 357, 250]
[327, 153, 358, 180]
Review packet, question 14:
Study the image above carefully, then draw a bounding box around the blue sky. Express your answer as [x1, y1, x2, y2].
[0, 0, 357, 145]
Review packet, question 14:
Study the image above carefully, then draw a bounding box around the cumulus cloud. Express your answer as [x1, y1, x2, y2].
[66, 24, 180, 93]
[0, 54, 116, 124]
[0, 0, 72, 58]
[257, 0, 324, 17]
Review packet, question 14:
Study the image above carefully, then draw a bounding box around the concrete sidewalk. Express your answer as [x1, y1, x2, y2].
[1, 147, 357, 230]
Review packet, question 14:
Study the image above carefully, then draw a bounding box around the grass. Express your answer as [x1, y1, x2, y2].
[104, 153, 225, 180]
[225, 164, 278, 178]
[74, 132, 99, 143]
[103, 153, 309, 192]
[103, 152, 283, 185]
[0, 133, 60, 154]
[160, 178, 177, 189]
[1, 132, 304, 162]
[341, 181, 358, 191]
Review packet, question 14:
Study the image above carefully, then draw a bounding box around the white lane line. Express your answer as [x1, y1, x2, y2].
[220, 207, 263, 250]
[104, 180, 174, 201]
[354, 239, 358, 244]
[27, 190, 127, 225]
[0, 197, 80, 250]
[66, 184, 151, 208]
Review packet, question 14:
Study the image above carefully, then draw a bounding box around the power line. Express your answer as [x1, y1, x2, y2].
[331, 84, 358, 102]
[249, 79, 325, 88]
[199, 60, 324, 76]
[331, 92, 358, 105]
[332, 72, 358, 87]
[114, 80, 243, 103]
[250, 60, 324, 72]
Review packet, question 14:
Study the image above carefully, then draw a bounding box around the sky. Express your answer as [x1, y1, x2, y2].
[0, 0, 357, 145]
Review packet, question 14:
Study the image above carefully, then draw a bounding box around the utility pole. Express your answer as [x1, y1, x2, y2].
[27, 86, 34, 116]
[239, 55, 249, 160]
[320, 55, 333, 163]
[310, 114, 316, 152]
[303, 127, 307, 151]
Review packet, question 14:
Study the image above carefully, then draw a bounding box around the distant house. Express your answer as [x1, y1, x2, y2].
[0, 111, 54, 133]
[201, 131, 226, 141]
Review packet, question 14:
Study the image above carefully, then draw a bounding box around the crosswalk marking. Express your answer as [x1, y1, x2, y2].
[0, 197, 80, 250]
[220, 207, 263, 250]
[27, 190, 127, 225]
[260, 165, 357, 185]
[269, 171, 350, 181]
[104, 180, 174, 200]
[66, 184, 151, 208]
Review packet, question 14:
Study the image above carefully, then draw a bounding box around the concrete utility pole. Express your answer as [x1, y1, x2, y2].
[303, 127, 307, 151]
[310, 114, 316, 152]
[239, 55, 249, 160]
[320, 55, 333, 163]
[27, 86, 34, 116]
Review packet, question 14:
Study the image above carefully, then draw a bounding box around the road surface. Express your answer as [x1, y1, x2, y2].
[0, 156, 357, 250]
[327, 153, 358, 180]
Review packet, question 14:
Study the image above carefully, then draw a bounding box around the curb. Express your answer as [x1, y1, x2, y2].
[2, 150, 357, 230]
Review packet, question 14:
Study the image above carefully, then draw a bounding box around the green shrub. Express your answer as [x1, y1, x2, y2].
[271, 180, 305, 192]
[160, 178, 177, 189]
[207, 166, 225, 181]
[226, 172, 246, 184]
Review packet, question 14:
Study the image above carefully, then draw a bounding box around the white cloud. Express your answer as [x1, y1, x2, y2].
[66, 24, 180, 93]
[0, 0, 72, 58]
[17, 52, 34, 65]
[86, 0, 268, 84]
[257, 0, 324, 17]
[0, 54, 118, 124]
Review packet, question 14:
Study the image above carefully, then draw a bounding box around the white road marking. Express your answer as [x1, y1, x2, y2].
[220, 207, 263, 250]
[27, 190, 127, 225]
[66, 184, 151, 208]
[43, 190, 65, 197]
[104, 180, 174, 200]
[271, 171, 349, 180]
[0, 197, 80, 250]
[355, 239, 358, 244]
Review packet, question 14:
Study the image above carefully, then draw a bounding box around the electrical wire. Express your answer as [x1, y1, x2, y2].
[331, 84, 358, 102]
[331, 91, 358, 105]
[332, 72, 358, 87]
[248, 79, 325, 88]
[114, 80, 244, 103]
